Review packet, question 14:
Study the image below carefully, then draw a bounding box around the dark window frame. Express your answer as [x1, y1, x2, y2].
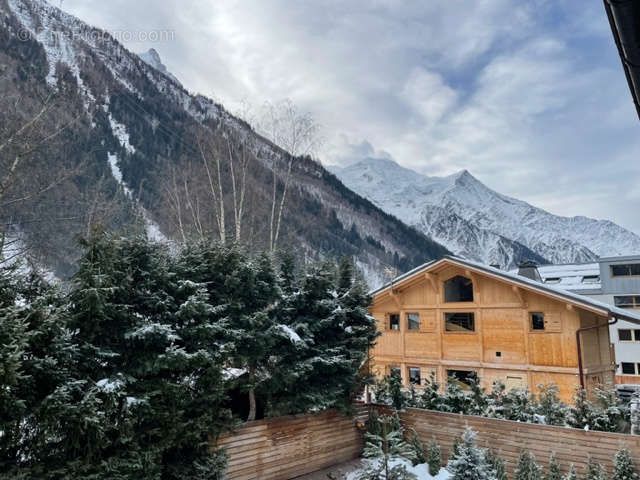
[407, 312, 420, 331]
[621, 362, 637, 375]
[611, 264, 640, 277]
[444, 312, 475, 332]
[388, 313, 400, 331]
[614, 296, 640, 309]
[443, 275, 474, 303]
[408, 366, 421, 385]
[530, 312, 545, 331]
[619, 329, 633, 342]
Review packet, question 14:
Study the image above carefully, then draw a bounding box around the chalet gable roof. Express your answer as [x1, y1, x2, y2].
[370, 255, 640, 325]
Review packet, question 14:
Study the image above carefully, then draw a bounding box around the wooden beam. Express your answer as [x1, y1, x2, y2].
[512, 285, 527, 308]
[566, 304, 574, 312]
[424, 272, 438, 293]
[388, 290, 402, 309]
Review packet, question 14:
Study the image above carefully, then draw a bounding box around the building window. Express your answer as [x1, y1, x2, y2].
[544, 277, 561, 284]
[582, 275, 600, 284]
[444, 312, 475, 332]
[389, 365, 401, 377]
[530, 312, 545, 330]
[407, 313, 420, 330]
[621, 362, 638, 375]
[446, 369, 477, 390]
[408, 367, 421, 385]
[619, 329, 633, 341]
[611, 264, 640, 277]
[614, 296, 640, 309]
[443, 275, 474, 302]
[618, 329, 640, 342]
[388, 313, 400, 330]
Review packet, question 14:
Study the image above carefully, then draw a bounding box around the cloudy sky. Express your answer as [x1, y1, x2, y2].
[62, 0, 640, 233]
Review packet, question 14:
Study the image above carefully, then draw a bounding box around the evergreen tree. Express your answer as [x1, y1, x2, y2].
[537, 384, 568, 426]
[504, 388, 536, 423]
[443, 376, 472, 414]
[486, 380, 507, 419]
[564, 465, 578, 480]
[359, 413, 417, 480]
[426, 440, 442, 476]
[407, 382, 419, 408]
[568, 387, 598, 430]
[388, 369, 406, 410]
[486, 450, 507, 480]
[592, 387, 627, 432]
[514, 450, 542, 480]
[446, 427, 493, 480]
[407, 429, 426, 466]
[613, 446, 638, 480]
[545, 453, 562, 480]
[468, 372, 488, 416]
[584, 456, 606, 480]
[419, 371, 442, 411]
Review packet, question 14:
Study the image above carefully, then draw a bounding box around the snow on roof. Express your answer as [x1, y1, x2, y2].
[530, 263, 601, 292]
[371, 255, 640, 324]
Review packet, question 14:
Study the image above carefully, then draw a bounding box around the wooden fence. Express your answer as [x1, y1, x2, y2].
[386, 406, 640, 477]
[214, 406, 368, 480]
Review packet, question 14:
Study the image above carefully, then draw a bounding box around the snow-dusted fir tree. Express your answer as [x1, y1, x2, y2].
[419, 371, 443, 411]
[568, 387, 599, 430]
[388, 369, 406, 410]
[612, 446, 638, 480]
[514, 450, 541, 480]
[359, 412, 417, 480]
[584, 456, 606, 480]
[544, 453, 562, 480]
[537, 384, 568, 426]
[563, 465, 577, 480]
[486, 380, 507, 419]
[503, 388, 537, 423]
[407, 429, 426, 466]
[486, 450, 507, 480]
[443, 376, 472, 414]
[446, 427, 493, 480]
[426, 440, 442, 476]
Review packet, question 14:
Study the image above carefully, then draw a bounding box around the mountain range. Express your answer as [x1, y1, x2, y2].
[1, 0, 448, 285]
[331, 157, 640, 268]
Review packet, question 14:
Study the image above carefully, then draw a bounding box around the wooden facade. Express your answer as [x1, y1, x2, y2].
[369, 258, 616, 402]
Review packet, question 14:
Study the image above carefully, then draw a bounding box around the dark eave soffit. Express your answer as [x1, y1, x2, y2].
[604, 0, 640, 121]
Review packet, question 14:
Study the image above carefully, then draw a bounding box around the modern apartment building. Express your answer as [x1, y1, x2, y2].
[538, 255, 640, 383]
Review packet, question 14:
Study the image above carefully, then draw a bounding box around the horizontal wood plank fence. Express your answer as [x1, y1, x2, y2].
[381, 406, 640, 477]
[214, 406, 368, 480]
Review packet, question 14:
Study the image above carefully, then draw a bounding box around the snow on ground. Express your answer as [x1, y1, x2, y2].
[345, 459, 451, 480]
[108, 114, 136, 154]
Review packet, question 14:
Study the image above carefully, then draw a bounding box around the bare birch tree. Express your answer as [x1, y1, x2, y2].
[255, 99, 321, 252]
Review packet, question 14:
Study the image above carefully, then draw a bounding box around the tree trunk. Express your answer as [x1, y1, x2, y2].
[247, 365, 257, 421]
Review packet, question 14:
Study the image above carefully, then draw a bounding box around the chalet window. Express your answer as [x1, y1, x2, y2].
[621, 362, 638, 375]
[530, 312, 545, 331]
[407, 312, 420, 330]
[408, 367, 421, 385]
[619, 329, 633, 341]
[443, 275, 474, 302]
[446, 369, 477, 390]
[445, 312, 475, 332]
[389, 313, 400, 330]
[611, 264, 640, 277]
[544, 277, 561, 284]
[614, 296, 640, 309]
[389, 365, 401, 377]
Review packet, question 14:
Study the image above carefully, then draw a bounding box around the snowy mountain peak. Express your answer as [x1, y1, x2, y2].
[138, 48, 181, 85]
[334, 157, 640, 267]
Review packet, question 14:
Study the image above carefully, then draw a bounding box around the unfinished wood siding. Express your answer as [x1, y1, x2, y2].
[385, 406, 640, 478]
[370, 261, 615, 402]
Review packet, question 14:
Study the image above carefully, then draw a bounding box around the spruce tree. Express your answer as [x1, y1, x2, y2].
[388, 369, 406, 410]
[584, 456, 606, 480]
[443, 376, 472, 414]
[419, 371, 442, 411]
[446, 427, 492, 480]
[426, 440, 442, 476]
[613, 446, 638, 480]
[564, 465, 578, 480]
[537, 384, 568, 426]
[407, 429, 426, 466]
[359, 413, 417, 480]
[486, 449, 507, 480]
[515, 450, 542, 480]
[545, 453, 562, 480]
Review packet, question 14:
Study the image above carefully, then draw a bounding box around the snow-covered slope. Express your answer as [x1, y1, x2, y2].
[138, 48, 181, 86]
[331, 158, 640, 267]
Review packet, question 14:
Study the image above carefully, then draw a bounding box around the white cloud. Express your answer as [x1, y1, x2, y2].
[61, 0, 640, 233]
